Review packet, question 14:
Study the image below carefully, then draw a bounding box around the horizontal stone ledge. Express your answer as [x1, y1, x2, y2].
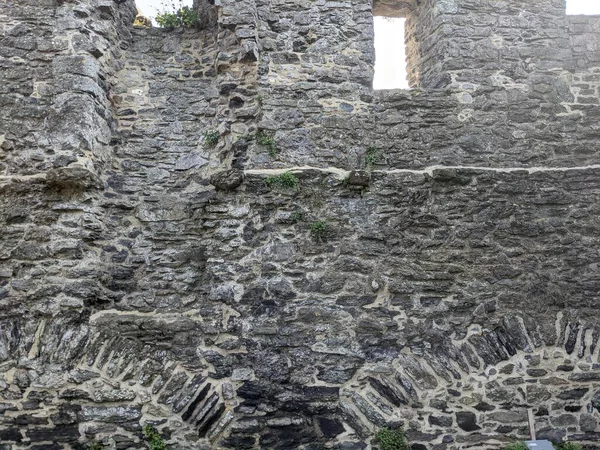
[244, 164, 600, 178]
[0, 167, 101, 190]
[0, 174, 48, 191]
[89, 310, 204, 333]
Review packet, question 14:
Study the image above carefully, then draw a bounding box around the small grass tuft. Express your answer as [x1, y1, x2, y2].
[365, 146, 380, 169]
[374, 427, 409, 450]
[88, 441, 106, 450]
[143, 425, 167, 450]
[503, 443, 527, 450]
[290, 211, 303, 223]
[257, 130, 278, 157]
[310, 220, 327, 236]
[265, 172, 299, 190]
[556, 443, 583, 450]
[203, 130, 220, 148]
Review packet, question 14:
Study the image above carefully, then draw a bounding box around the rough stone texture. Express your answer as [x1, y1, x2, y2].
[1, 0, 600, 449]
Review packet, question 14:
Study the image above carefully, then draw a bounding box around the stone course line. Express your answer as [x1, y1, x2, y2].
[245, 164, 600, 178]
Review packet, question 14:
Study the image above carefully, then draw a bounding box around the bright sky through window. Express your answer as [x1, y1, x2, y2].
[566, 0, 600, 15]
[373, 17, 409, 90]
[136, 0, 193, 18]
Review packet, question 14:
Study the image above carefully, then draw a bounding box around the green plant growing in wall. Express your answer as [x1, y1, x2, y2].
[155, 0, 201, 28]
[203, 130, 220, 148]
[365, 146, 380, 169]
[265, 172, 299, 190]
[503, 443, 527, 450]
[143, 425, 167, 450]
[88, 441, 106, 450]
[257, 95, 264, 106]
[374, 428, 409, 450]
[290, 211, 303, 223]
[257, 130, 278, 157]
[555, 443, 583, 450]
[310, 220, 327, 237]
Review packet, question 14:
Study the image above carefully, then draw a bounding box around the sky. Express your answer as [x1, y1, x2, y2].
[567, 0, 600, 15]
[136, 0, 600, 90]
[373, 17, 408, 90]
[136, 0, 192, 17]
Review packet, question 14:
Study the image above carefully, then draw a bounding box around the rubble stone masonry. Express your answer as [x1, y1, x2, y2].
[0, 0, 600, 448]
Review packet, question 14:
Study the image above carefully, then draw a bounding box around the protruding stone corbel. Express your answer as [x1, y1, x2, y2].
[347, 170, 371, 187]
[46, 167, 102, 190]
[210, 169, 245, 191]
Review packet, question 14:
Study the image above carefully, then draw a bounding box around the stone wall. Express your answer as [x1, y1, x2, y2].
[1, 0, 600, 449]
[253, 0, 600, 171]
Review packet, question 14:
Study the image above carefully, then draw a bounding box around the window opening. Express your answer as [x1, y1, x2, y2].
[373, 16, 409, 90]
[566, 0, 600, 15]
[135, 0, 194, 25]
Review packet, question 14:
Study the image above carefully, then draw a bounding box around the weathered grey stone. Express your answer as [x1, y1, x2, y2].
[79, 406, 142, 422]
[552, 414, 579, 427]
[592, 390, 600, 413]
[558, 388, 589, 400]
[456, 411, 480, 431]
[350, 392, 387, 427]
[174, 152, 209, 171]
[580, 413, 598, 432]
[91, 389, 136, 403]
[210, 169, 244, 191]
[538, 428, 567, 442]
[46, 167, 101, 189]
[527, 385, 552, 403]
[346, 170, 371, 187]
[135, 199, 188, 221]
[487, 410, 528, 424]
[231, 368, 254, 381]
[157, 372, 189, 405]
[429, 415, 453, 427]
[147, 167, 171, 181]
[569, 372, 600, 382]
[53, 55, 99, 79]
